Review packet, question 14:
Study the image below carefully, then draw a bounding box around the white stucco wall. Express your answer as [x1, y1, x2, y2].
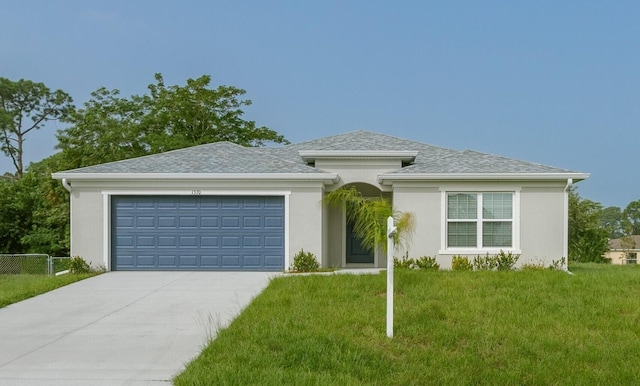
[63, 174, 572, 271]
[64, 179, 326, 271]
[519, 183, 567, 266]
[315, 158, 400, 192]
[392, 180, 569, 269]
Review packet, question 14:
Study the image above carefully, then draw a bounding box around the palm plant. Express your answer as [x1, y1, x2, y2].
[324, 187, 414, 252]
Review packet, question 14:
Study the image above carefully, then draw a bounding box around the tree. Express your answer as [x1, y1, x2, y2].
[324, 187, 414, 253]
[568, 189, 609, 263]
[0, 153, 70, 255]
[0, 78, 73, 178]
[57, 73, 288, 169]
[599, 206, 624, 239]
[622, 199, 640, 235]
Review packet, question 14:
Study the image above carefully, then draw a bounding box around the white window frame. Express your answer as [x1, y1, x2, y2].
[439, 190, 521, 255]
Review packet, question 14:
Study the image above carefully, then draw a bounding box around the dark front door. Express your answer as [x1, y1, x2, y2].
[346, 220, 374, 264]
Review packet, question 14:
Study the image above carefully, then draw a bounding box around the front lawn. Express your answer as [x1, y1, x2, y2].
[0, 273, 97, 308]
[175, 264, 640, 385]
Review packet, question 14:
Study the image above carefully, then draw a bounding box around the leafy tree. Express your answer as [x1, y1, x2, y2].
[622, 199, 640, 235]
[599, 206, 623, 239]
[18, 154, 70, 255]
[0, 153, 70, 255]
[568, 189, 609, 263]
[324, 187, 414, 252]
[0, 178, 31, 253]
[0, 77, 73, 178]
[57, 73, 288, 168]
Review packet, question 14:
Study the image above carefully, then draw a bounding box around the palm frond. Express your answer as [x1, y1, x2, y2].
[325, 187, 414, 253]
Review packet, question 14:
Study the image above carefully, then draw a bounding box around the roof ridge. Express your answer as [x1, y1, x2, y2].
[243, 144, 323, 172]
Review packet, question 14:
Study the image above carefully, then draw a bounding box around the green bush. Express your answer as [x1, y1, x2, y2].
[415, 256, 439, 270]
[472, 254, 498, 271]
[290, 249, 320, 272]
[451, 255, 472, 271]
[495, 250, 519, 271]
[520, 263, 546, 271]
[69, 256, 92, 274]
[394, 252, 415, 269]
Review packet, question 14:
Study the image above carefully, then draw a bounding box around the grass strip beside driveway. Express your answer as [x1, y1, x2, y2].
[176, 264, 640, 385]
[0, 273, 97, 308]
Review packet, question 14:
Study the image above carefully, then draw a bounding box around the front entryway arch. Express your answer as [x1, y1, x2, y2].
[326, 182, 392, 268]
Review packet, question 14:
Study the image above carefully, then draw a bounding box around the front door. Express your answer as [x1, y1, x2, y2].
[346, 220, 374, 264]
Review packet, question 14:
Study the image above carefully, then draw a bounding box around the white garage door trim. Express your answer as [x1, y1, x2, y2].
[102, 190, 291, 271]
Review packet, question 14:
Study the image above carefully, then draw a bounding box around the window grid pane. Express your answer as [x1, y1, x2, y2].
[482, 221, 512, 247]
[448, 222, 477, 247]
[448, 193, 477, 220]
[482, 193, 512, 219]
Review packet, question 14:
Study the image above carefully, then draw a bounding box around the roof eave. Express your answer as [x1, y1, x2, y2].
[378, 172, 590, 185]
[52, 172, 340, 185]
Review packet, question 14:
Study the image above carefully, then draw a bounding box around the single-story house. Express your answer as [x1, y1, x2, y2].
[52, 130, 589, 271]
[605, 235, 640, 265]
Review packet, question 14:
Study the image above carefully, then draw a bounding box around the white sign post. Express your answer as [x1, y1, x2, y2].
[386, 216, 396, 338]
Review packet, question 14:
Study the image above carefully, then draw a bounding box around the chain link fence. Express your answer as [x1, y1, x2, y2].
[0, 254, 71, 275]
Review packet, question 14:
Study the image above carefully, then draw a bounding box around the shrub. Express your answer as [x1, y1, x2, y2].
[415, 256, 439, 270]
[68, 256, 92, 274]
[495, 250, 519, 271]
[520, 263, 547, 271]
[549, 257, 566, 271]
[394, 252, 415, 269]
[472, 254, 498, 271]
[290, 249, 320, 272]
[451, 255, 472, 271]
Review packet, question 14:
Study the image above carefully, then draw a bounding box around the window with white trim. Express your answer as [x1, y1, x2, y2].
[447, 192, 514, 249]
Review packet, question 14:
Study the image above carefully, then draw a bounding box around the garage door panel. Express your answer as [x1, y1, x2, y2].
[158, 255, 177, 266]
[222, 236, 240, 247]
[265, 255, 283, 267]
[158, 216, 177, 228]
[201, 217, 218, 228]
[201, 236, 218, 247]
[265, 236, 284, 247]
[136, 217, 155, 228]
[243, 217, 261, 228]
[222, 255, 240, 267]
[243, 255, 261, 267]
[158, 236, 177, 247]
[244, 236, 263, 247]
[179, 255, 197, 266]
[222, 216, 240, 228]
[136, 236, 155, 247]
[112, 195, 284, 271]
[201, 255, 219, 267]
[117, 216, 134, 228]
[179, 217, 197, 228]
[136, 255, 155, 266]
[264, 216, 283, 228]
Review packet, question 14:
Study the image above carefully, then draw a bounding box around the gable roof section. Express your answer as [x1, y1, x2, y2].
[255, 130, 458, 164]
[609, 235, 640, 251]
[52, 130, 589, 182]
[52, 141, 338, 182]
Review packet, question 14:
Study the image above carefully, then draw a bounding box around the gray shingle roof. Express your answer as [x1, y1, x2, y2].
[609, 235, 640, 251]
[56, 130, 585, 177]
[394, 150, 577, 174]
[60, 141, 323, 174]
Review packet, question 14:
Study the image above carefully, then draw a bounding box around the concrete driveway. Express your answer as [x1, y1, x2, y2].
[0, 271, 276, 385]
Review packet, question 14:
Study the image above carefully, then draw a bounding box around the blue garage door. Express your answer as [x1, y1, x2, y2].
[111, 195, 285, 271]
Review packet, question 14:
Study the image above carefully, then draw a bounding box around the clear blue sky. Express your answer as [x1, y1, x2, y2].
[2, 1, 638, 208]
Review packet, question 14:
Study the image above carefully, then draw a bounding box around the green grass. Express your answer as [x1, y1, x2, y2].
[175, 264, 640, 385]
[0, 273, 97, 308]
